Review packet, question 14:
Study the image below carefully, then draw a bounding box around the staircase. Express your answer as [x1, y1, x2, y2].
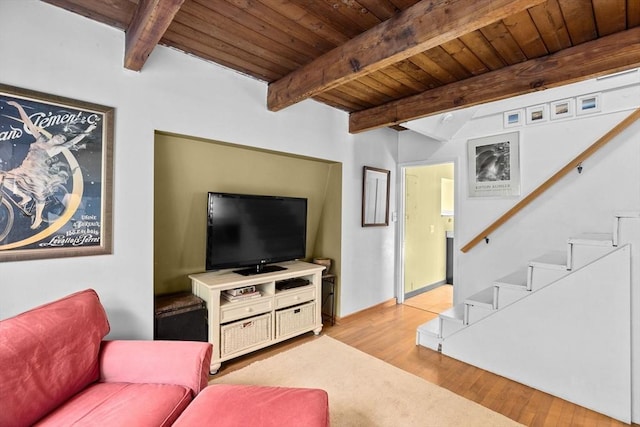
[416, 211, 640, 424]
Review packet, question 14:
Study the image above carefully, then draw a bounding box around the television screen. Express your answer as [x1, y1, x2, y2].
[206, 192, 307, 275]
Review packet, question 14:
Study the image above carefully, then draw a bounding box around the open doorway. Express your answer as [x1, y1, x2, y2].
[397, 161, 455, 314]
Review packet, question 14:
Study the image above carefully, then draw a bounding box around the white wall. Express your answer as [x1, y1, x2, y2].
[401, 71, 639, 423]
[400, 71, 640, 304]
[0, 1, 397, 337]
[343, 132, 398, 314]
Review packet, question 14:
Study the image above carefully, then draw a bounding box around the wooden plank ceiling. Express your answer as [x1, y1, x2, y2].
[42, 0, 640, 133]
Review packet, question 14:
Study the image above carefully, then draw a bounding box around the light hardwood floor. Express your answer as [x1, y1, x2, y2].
[404, 284, 453, 314]
[213, 295, 636, 427]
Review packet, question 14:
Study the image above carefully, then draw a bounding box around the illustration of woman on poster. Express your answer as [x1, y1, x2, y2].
[0, 94, 104, 252]
[1, 101, 96, 230]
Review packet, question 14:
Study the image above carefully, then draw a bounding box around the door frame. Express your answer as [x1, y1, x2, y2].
[395, 158, 458, 304]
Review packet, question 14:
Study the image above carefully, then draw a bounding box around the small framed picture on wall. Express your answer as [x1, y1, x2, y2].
[526, 104, 548, 124]
[503, 109, 524, 128]
[576, 93, 601, 115]
[550, 98, 574, 120]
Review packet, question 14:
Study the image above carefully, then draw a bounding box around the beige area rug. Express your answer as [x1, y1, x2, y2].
[210, 336, 523, 427]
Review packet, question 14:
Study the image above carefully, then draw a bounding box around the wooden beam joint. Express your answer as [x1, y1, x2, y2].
[267, 0, 546, 112]
[124, 0, 185, 71]
[349, 27, 640, 133]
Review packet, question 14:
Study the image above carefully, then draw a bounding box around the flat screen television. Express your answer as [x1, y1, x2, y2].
[205, 192, 307, 275]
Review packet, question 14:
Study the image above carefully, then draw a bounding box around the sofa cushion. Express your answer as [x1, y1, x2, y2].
[173, 384, 330, 427]
[0, 289, 110, 427]
[34, 382, 192, 427]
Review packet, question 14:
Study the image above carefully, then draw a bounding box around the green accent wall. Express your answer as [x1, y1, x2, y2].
[154, 132, 342, 296]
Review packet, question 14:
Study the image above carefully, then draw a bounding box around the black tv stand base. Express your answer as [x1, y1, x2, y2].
[234, 264, 287, 276]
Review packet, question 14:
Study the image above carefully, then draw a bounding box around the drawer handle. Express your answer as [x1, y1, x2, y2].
[246, 307, 253, 312]
[293, 296, 299, 300]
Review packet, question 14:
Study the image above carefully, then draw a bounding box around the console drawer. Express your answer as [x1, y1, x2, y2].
[275, 286, 315, 309]
[220, 298, 273, 323]
[221, 313, 272, 357]
[276, 302, 315, 338]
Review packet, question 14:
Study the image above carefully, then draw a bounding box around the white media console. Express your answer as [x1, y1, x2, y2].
[190, 260, 324, 374]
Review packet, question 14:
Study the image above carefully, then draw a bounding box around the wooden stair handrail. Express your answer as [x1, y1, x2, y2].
[461, 107, 640, 253]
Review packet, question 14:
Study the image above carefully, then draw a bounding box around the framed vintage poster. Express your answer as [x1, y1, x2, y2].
[467, 132, 520, 198]
[0, 84, 114, 261]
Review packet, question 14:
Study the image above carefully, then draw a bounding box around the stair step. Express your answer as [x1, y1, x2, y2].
[464, 288, 497, 324]
[416, 319, 441, 351]
[529, 251, 568, 270]
[614, 211, 640, 218]
[464, 287, 497, 310]
[417, 318, 440, 336]
[613, 211, 640, 246]
[528, 251, 570, 290]
[494, 269, 528, 289]
[568, 233, 615, 270]
[568, 233, 614, 246]
[439, 304, 467, 335]
[494, 269, 531, 307]
[440, 304, 465, 324]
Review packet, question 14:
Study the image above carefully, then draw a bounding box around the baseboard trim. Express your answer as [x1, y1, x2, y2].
[404, 280, 447, 299]
[334, 298, 397, 325]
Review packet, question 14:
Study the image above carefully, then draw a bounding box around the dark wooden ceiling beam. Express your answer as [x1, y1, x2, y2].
[266, 0, 547, 111]
[124, 0, 186, 71]
[42, 0, 135, 30]
[349, 27, 640, 133]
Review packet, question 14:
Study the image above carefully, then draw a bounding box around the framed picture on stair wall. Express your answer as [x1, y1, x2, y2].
[0, 84, 114, 262]
[467, 132, 520, 198]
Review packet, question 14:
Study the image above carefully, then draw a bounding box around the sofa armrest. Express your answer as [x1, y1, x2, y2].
[99, 340, 212, 395]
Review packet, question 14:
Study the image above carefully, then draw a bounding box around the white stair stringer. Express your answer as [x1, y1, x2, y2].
[440, 245, 632, 423]
[615, 211, 640, 423]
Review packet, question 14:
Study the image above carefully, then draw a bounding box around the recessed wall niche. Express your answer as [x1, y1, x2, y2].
[153, 132, 342, 297]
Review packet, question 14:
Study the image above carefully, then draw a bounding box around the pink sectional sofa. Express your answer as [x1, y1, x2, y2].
[0, 289, 212, 426]
[174, 384, 330, 427]
[0, 289, 330, 427]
